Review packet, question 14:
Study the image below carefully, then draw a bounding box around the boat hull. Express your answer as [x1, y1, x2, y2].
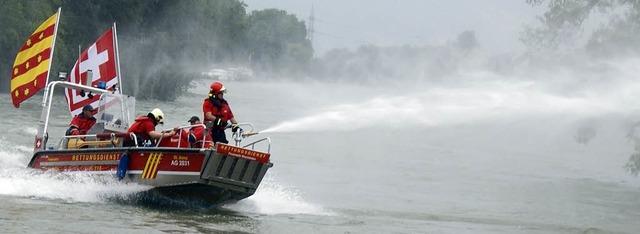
[27, 146, 271, 208]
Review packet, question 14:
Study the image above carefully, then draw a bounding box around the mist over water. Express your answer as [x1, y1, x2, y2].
[260, 66, 640, 136]
[4, 1, 640, 232]
[3, 53, 640, 232]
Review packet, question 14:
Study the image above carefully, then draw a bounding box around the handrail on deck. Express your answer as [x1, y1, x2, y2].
[58, 132, 129, 149]
[243, 137, 271, 153]
[155, 124, 207, 148]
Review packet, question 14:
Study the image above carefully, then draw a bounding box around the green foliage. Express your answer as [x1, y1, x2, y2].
[625, 142, 640, 176]
[523, 0, 640, 55]
[625, 123, 640, 176]
[0, 0, 56, 93]
[454, 30, 479, 52]
[522, 0, 601, 49]
[0, 0, 312, 100]
[247, 9, 312, 76]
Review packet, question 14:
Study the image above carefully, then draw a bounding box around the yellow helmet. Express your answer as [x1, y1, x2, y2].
[150, 108, 164, 124]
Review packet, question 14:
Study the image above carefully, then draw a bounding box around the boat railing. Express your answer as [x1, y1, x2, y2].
[243, 137, 272, 154]
[58, 132, 129, 149]
[155, 124, 208, 148]
[57, 122, 272, 152]
[36, 81, 128, 152]
[232, 123, 271, 153]
[130, 133, 138, 147]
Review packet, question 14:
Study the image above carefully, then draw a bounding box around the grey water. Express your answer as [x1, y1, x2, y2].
[1, 72, 640, 233]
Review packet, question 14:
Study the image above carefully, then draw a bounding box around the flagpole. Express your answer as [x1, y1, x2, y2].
[113, 22, 130, 124]
[113, 22, 123, 94]
[40, 7, 61, 108]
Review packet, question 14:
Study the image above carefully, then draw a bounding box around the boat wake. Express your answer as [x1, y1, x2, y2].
[224, 173, 332, 216]
[0, 168, 149, 203]
[0, 139, 314, 213]
[0, 139, 149, 204]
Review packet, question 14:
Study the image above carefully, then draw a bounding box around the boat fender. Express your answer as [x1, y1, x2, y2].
[116, 152, 130, 180]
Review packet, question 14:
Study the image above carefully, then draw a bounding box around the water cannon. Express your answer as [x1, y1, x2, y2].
[232, 128, 261, 146]
[242, 132, 259, 138]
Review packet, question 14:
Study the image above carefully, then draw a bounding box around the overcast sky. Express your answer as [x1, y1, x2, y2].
[243, 0, 545, 56]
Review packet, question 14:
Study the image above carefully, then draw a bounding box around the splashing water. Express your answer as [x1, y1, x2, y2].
[224, 173, 330, 216]
[0, 169, 150, 203]
[260, 80, 627, 134]
[0, 138, 149, 203]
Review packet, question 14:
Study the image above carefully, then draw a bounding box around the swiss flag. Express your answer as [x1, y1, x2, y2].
[64, 27, 119, 117]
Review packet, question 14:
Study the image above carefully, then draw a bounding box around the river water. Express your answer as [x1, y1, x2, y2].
[1, 73, 640, 233]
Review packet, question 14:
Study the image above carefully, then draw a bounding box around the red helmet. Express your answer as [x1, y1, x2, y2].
[209, 82, 226, 96]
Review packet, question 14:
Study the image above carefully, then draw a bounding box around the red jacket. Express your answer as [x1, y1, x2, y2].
[127, 116, 156, 141]
[191, 125, 214, 148]
[202, 98, 234, 126]
[158, 129, 191, 148]
[68, 113, 96, 135]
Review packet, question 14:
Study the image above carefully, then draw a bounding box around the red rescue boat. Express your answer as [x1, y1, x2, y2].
[27, 81, 272, 208]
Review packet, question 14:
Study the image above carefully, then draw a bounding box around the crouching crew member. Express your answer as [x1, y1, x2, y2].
[66, 104, 97, 136]
[123, 108, 177, 147]
[187, 116, 213, 148]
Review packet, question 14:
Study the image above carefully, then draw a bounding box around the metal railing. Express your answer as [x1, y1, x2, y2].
[155, 124, 207, 148]
[53, 122, 271, 153]
[243, 137, 271, 153]
[57, 132, 128, 149]
[232, 123, 271, 153]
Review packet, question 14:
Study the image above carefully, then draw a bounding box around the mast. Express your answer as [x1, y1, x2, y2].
[112, 22, 130, 124]
[113, 22, 123, 94]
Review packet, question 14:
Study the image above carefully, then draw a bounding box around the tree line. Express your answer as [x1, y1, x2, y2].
[0, 0, 312, 100]
[4, 1, 640, 98]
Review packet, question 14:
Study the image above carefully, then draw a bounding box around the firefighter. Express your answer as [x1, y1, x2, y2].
[123, 108, 177, 147]
[202, 82, 240, 144]
[187, 116, 213, 148]
[66, 104, 97, 136]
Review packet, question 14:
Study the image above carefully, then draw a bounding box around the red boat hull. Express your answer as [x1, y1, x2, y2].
[27, 145, 272, 208]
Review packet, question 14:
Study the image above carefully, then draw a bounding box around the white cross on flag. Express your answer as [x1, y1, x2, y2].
[64, 27, 119, 117]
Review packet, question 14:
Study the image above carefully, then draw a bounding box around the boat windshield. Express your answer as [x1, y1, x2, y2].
[94, 94, 135, 133]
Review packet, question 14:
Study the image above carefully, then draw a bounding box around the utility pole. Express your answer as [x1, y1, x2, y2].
[307, 5, 315, 45]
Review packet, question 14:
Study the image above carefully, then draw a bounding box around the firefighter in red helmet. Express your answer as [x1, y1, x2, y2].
[202, 82, 240, 144]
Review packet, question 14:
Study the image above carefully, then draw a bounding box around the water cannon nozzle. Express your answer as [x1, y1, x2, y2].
[242, 132, 259, 138]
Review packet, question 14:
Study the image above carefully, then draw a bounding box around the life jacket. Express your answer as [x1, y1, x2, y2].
[204, 97, 233, 130]
[127, 116, 156, 142]
[67, 113, 97, 135]
[191, 125, 214, 148]
[207, 98, 232, 120]
[157, 129, 191, 148]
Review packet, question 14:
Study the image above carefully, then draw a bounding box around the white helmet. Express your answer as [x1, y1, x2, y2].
[150, 108, 164, 124]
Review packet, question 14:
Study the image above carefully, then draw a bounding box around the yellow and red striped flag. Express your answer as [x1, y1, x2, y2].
[10, 11, 60, 108]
